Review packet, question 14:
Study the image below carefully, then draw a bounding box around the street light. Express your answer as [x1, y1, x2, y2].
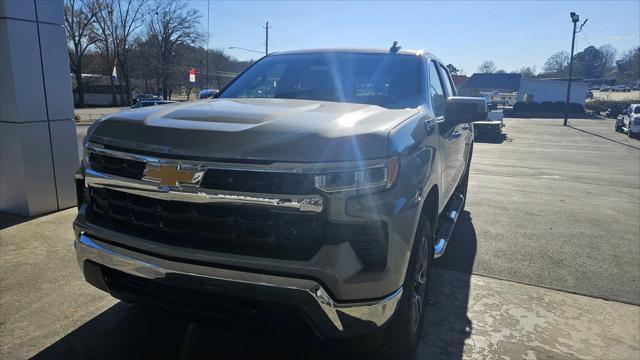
[564, 12, 588, 126]
[228, 46, 264, 55]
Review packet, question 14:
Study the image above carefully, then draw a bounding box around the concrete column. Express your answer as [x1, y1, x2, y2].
[0, 0, 78, 216]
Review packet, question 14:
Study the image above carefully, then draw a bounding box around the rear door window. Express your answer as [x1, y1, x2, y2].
[428, 62, 446, 117]
[437, 63, 456, 97]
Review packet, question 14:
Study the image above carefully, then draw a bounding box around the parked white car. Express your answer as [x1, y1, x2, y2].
[615, 104, 640, 138]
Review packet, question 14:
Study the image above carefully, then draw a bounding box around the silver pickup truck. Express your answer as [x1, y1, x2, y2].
[74, 47, 486, 358]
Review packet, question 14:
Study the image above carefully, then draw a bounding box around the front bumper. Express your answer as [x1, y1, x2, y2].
[75, 233, 402, 338]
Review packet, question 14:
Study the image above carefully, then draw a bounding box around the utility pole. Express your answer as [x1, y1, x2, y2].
[264, 21, 271, 55]
[204, 0, 210, 90]
[564, 12, 587, 126]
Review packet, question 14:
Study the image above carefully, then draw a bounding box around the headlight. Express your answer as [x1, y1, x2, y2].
[314, 157, 399, 192]
[81, 118, 102, 167]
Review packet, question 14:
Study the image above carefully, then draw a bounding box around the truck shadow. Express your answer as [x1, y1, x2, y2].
[418, 211, 476, 360]
[31, 213, 477, 360]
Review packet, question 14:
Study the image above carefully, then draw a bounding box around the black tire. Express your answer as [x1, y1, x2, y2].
[382, 216, 434, 360]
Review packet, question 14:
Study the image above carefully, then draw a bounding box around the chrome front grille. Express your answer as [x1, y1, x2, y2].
[89, 152, 146, 179]
[200, 169, 316, 195]
[88, 187, 324, 260]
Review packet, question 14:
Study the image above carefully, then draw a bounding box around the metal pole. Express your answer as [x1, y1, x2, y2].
[564, 20, 577, 126]
[265, 21, 269, 55]
[205, 0, 210, 90]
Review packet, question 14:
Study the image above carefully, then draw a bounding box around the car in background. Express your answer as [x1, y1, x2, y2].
[198, 89, 218, 99]
[600, 85, 611, 92]
[606, 103, 629, 119]
[131, 100, 177, 108]
[134, 94, 160, 104]
[612, 85, 631, 92]
[632, 84, 640, 91]
[615, 104, 640, 138]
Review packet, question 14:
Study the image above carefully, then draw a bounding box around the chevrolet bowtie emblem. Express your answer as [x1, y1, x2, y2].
[143, 164, 203, 187]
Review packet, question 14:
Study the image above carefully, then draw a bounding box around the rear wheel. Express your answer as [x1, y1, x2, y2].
[382, 216, 434, 359]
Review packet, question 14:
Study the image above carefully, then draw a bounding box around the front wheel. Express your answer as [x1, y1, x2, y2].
[382, 216, 434, 359]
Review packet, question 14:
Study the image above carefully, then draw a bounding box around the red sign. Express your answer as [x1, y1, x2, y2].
[189, 68, 196, 83]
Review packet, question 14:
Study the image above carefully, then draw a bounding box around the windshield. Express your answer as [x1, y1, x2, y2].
[635, 106, 640, 114]
[219, 53, 422, 109]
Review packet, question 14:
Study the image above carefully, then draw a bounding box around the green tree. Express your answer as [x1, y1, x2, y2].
[573, 46, 605, 79]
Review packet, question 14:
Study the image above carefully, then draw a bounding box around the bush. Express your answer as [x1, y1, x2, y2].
[568, 103, 584, 113]
[513, 101, 526, 112]
[540, 101, 555, 112]
[553, 101, 566, 112]
[527, 102, 540, 113]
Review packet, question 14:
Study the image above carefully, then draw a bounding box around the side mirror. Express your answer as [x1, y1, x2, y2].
[444, 97, 488, 125]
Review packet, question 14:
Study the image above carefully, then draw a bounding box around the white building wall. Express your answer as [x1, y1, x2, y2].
[517, 78, 588, 105]
[0, 0, 78, 216]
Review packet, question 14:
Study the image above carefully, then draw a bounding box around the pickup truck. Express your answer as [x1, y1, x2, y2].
[74, 47, 486, 358]
[615, 104, 640, 138]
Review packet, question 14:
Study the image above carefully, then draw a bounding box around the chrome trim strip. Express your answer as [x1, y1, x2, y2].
[85, 168, 324, 213]
[86, 142, 389, 173]
[75, 234, 402, 331]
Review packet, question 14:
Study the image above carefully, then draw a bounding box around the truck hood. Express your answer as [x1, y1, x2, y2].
[89, 98, 418, 163]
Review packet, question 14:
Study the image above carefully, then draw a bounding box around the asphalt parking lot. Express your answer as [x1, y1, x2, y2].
[2, 117, 639, 359]
[440, 117, 640, 305]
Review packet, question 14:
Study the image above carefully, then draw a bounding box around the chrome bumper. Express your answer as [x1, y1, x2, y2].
[75, 233, 402, 334]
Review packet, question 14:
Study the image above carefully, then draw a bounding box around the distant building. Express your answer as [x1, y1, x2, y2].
[459, 73, 522, 97]
[451, 75, 468, 90]
[517, 78, 587, 105]
[459, 73, 588, 106]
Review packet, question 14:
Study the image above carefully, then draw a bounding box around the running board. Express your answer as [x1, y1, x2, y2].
[433, 193, 464, 258]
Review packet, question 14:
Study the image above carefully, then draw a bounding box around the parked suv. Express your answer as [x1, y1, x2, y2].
[74, 48, 486, 358]
[615, 104, 640, 138]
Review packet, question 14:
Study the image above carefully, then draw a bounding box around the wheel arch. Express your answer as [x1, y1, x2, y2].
[420, 185, 439, 238]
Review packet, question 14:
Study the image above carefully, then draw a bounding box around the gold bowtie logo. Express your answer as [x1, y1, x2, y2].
[144, 164, 201, 187]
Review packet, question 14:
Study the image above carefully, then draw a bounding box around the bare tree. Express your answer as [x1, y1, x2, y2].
[598, 44, 617, 77]
[511, 66, 537, 78]
[477, 61, 497, 73]
[147, 0, 202, 99]
[542, 51, 570, 77]
[64, 0, 100, 108]
[92, 0, 147, 105]
[92, 0, 118, 105]
[113, 0, 148, 105]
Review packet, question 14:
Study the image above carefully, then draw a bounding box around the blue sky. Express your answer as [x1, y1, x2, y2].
[189, 0, 640, 74]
